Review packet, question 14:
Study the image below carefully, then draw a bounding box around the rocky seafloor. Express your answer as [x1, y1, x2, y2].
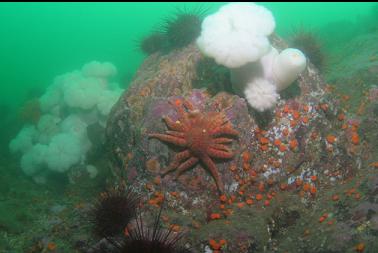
[103, 33, 378, 252]
[0, 31, 377, 253]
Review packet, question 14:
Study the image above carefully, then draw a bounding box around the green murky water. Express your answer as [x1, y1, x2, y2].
[0, 2, 376, 109]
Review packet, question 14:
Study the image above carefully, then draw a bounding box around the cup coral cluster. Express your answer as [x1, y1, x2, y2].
[9, 61, 123, 183]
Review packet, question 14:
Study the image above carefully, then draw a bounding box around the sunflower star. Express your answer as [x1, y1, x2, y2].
[149, 98, 239, 194]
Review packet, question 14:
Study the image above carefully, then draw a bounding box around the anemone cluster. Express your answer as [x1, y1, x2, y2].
[196, 3, 307, 112]
[9, 61, 123, 183]
[139, 3, 307, 113]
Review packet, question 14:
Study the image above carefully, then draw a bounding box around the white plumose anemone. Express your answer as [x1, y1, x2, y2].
[230, 61, 263, 96]
[244, 78, 280, 112]
[10, 61, 124, 180]
[270, 48, 307, 91]
[37, 114, 61, 144]
[97, 89, 123, 116]
[20, 144, 48, 176]
[233, 47, 307, 96]
[9, 126, 38, 154]
[198, 2, 307, 112]
[82, 61, 117, 79]
[45, 133, 83, 173]
[63, 76, 105, 110]
[196, 2, 275, 68]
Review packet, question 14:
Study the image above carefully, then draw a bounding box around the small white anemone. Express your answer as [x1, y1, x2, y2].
[63, 75, 105, 110]
[9, 126, 38, 154]
[20, 144, 48, 176]
[270, 48, 307, 91]
[82, 61, 117, 79]
[96, 89, 123, 116]
[233, 47, 307, 97]
[37, 114, 61, 144]
[45, 133, 83, 173]
[244, 78, 279, 112]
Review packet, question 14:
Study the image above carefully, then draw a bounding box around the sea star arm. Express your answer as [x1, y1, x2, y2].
[174, 157, 199, 179]
[209, 144, 232, 152]
[163, 116, 187, 132]
[169, 100, 193, 124]
[160, 150, 192, 176]
[213, 137, 235, 144]
[165, 130, 185, 138]
[211, 125, 239, 137]
[149, 133, 187, 147]
[207, 147, 234, 159]
[208, 114, 228, 130]
[201, 155, 225, 194]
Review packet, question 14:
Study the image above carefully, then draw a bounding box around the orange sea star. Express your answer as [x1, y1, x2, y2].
[149, 98, 239, 194]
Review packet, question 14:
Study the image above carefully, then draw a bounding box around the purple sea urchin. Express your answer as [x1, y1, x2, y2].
[112, 206, 192, 253]
[139, 32, 168, 55]
[163, 6, 208, 49]
[90, 186, 140, 239]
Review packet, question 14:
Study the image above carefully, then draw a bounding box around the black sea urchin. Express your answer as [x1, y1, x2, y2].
[289, 28, 326, 71]
[162, 6, 208, 50]
[90, 186, 140, 239]
[139, 32, 168, 55]
[111, 206, 192, 253]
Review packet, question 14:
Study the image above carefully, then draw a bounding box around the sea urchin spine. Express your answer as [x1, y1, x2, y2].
[90, 185, 140, 239]
[162, 5, 208, 49]
[112, 205, 192, 253]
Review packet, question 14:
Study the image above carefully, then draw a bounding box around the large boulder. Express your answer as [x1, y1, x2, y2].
[105, 38, 373, 252]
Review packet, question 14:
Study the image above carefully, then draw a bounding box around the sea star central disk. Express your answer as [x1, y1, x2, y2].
[149, 98, 239, 193]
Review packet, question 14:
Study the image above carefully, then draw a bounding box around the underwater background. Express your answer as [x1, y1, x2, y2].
[0, 2, 377, 110]
[0, 2, 377, 252]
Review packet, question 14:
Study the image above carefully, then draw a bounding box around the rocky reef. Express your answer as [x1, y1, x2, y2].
[104, 31, 378, 253]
